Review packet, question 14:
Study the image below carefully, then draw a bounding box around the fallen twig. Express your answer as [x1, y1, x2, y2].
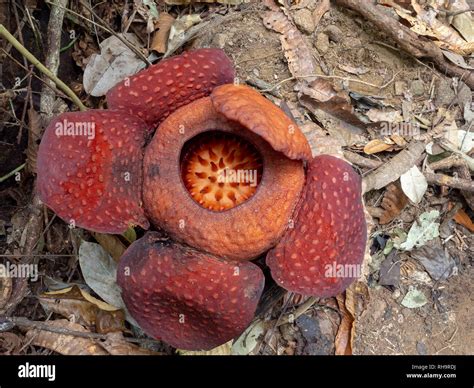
[424, 172, 474, 192]
[0, 163, 26, 183]
[343, 151, 382, 169]
[9, 316, 161, 345]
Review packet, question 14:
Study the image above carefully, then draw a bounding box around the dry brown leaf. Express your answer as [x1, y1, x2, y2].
[281, 100, 345, 157]
[298, 81, 367, 150]
[40, 286, 122, 328]
[25, 320, 108, 355]
[450, 204, 474, 232]
[92, 232, 127, 262]
[299, 77, 336, 102]
[0, 264, 12, 311]
[0, 332, 23, 355]
[377, 183, 409, 224]
[363, 139, 394, 154]
[362, 141, 426, 193]
[178, 341, 233, 355]
[338, 64, 369, 75]
[95, 309, 126, 334]
[151, 12, 175, 54]
[395, 3, 469, 54]
[391, 134, 407, 146]
[44, 286, 119, 311]
[335, 293, 353, 355]
[299, 79, 368, 130]
[262, 10, 317, 80]
[100, 332, 161, 355]
[39, 294, 98, 327]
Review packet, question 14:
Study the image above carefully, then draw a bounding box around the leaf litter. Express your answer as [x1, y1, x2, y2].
[1, 0, 473, 356]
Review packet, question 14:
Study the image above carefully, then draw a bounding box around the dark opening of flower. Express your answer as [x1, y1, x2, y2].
[180, 131, 263, 212]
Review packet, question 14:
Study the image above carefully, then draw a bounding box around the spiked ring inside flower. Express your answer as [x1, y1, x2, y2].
[37, 48, 367, 350]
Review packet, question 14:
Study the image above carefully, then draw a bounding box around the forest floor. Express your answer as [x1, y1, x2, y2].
[0, 0, 472, 355]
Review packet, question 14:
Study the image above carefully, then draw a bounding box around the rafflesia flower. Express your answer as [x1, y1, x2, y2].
[37, 48, 367, 350]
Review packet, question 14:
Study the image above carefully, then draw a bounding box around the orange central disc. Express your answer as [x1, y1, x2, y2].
[181, 131, 263, 212]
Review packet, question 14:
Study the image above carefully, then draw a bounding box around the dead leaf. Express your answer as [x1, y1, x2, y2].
[78, 241, 124, 310]
[395, 3, 469, 54]
[0, 332, 22, 355]
[95, 309, 126, 334]
[377, 183, 409, 225]
[100, 332, 161, 355]
[338, 64, 369, 75]
[178, 341, 233, 355]
[335, 293, 353, 355]
[39, 288, 98, 327]
[363, 141, 426, 193]
[262, 10, 317, 80]
[25, 320, 108, 355]
[0, 264, 12, 311]
[166, 14, 203, 57]
[92, 232, 127, 262]
[364, 139, 394, 154]
[299, 79, 367, 130]
[365, 108, 403, 123]
[451, 204, 474, 232]
[83, 33, 146, 97]
[442, 49, 474, 69]
[400, 165, 428, 204]
[452, 10, 474, 43]
[391, 134, 407, 146]
[39, 286, 120, 328]
[299, 83, 367, 149]
[231, 320, 266, 355]
[282, 100, 345, 157]
[151, 12, 175, 54]
[298, 77, 336, 102]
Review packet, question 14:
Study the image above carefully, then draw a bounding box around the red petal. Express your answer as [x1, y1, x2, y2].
[106, 48, 235, 128]
[117, 232, 265, 350]
[37, 110, 149, 233]
[267, 155, 367, 297]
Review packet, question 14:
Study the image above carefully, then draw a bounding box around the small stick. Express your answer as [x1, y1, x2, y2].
[0, 24, 86, 111]
[276, 296, 319, 326]
[8, 316, 161, 345]
[0, 163, 26, 183]
[428, 155, 465, 171]
[425, 172, 474, 192]
[343, 151, 383, 169]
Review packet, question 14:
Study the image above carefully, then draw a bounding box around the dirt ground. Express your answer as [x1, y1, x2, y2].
[0, 1, 472, 355]
[191, 5, 473, 355]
